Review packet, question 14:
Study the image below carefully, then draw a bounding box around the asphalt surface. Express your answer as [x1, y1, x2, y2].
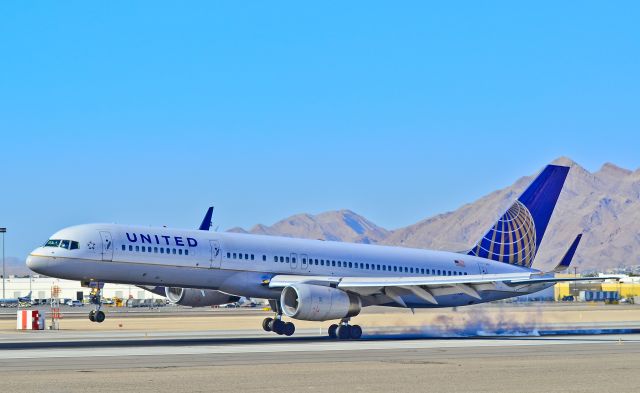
[1, 331, 640, 392]
[2, 304, 639, 392]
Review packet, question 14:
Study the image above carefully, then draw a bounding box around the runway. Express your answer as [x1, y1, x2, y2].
[1, 331, 640, 392]
[2, 304, 640, 392]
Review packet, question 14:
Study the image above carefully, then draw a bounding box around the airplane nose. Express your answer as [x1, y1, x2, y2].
[26, 253, 49, 274]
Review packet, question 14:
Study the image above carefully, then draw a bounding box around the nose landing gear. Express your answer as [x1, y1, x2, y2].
[88, 286, 105, 323]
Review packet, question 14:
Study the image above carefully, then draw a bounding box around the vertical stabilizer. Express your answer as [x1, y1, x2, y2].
[467, 165, 570, 267]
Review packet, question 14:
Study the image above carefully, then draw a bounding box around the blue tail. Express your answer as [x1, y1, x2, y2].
[467, 164, 570, 267]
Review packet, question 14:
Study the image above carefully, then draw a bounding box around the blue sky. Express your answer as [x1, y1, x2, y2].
[1, 1, 639, 260]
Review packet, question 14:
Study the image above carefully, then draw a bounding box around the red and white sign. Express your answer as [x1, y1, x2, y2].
[16, 310, 46, 330]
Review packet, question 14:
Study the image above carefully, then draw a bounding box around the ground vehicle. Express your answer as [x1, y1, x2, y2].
[66, 300, 84, 307]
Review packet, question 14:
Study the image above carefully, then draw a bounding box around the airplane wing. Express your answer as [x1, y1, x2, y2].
[268, 273, 618, 306]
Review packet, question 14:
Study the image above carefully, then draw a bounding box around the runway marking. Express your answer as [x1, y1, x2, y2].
[0, 335, 635, 360]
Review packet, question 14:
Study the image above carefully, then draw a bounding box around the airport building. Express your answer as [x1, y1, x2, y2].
[1, 275, 164, 302]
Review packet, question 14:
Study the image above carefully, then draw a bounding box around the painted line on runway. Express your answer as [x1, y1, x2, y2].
[1, 334, 636, 360]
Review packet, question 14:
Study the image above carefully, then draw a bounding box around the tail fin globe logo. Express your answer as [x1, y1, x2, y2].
[468, 200, 537, 267]
[467, 164, 570, 268]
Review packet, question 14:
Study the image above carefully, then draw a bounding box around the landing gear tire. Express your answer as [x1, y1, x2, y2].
[88, 310, 96, 322]
[349, 325, 362, 340]
[283, 322, 295, 337]
[262, 317, 273, 332]
[328, 324, 338, 339]
[337, 325, 351, 340]
[272, 319, 285, 335]
[95, 310, 106, 323]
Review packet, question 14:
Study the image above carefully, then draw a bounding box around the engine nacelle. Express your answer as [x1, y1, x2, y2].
[280, 283, 361, 321]
[165, 287, 240, 307]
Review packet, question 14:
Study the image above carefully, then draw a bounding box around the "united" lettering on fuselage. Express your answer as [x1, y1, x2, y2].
[125, 233, 198, 247]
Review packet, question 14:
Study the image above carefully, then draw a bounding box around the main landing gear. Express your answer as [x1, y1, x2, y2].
[262, 300, 295, 336]
[88, 286, 105, 323]
[328, 318, 362, 340]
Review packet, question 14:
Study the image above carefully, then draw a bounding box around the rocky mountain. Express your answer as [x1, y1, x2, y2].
[1, 257, 32, 277]
[228, 209, 390, 244]
[229, 157, 640, 272]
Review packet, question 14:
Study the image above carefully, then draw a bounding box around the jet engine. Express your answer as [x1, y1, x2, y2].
[164, 287, 240, 307]
[280, 283, 361, 321]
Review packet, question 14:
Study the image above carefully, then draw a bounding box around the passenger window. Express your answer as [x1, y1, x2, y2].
[141, 246, 145, 252]
[160, 248, 164, 254]
[122, 245, 126, 251]
[376, 265, 380, 270]
[292, 257, 296, 263]
[366, 264, 370, 270]
[437, 270, 441, 275]
[321, 260, 324, 266]
[338, 261, 342, 267]
[233, 253, 237, 259]
[185, 250, 189, 255]
[173, 249, 177, 254]
[348, 262, 352, 268]
[129, 245, 133, 251]
[245, 254, 249, 260]
[421, 268, 425, 274]
[135, 246, 139, 252]
[286, 257, 290, 263]
[280, 256, 284, 263]
[227, 252, 231, 258]
[154, 247, 158, 253]
[251, 254, 254, 260]
[410, 267, 414, 273]
[382, 265, 386, 271]
[179, 249, 183, 255]
[332, 261, 336, 267]
[263, 255, 266, 261]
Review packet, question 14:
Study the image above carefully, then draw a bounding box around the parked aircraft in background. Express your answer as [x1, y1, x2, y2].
[0, 291, 32, 307]
[27, 164, 615, 339]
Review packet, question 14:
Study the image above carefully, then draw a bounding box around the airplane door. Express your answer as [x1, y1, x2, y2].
[209, 240, 221, 268]
[290, 253, 298, 270]
[477, 262, 489, 275]
[301, 254, 308, 270]
[99, 231, 113, 261]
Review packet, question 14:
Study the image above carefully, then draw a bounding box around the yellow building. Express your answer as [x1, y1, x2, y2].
[554, 279, 640, 300]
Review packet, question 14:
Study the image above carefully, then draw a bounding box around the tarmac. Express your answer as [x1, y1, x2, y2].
[1, 304, 640, 392]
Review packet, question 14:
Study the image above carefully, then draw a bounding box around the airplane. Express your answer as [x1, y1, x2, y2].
[0, 291, 32, 307]
[26, 164, 616, 339]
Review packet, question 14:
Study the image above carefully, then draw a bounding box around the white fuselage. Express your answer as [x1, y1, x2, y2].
[27, 223, 550, 308]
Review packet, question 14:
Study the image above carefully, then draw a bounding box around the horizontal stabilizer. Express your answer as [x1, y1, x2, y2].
[553, 234, 582, 273]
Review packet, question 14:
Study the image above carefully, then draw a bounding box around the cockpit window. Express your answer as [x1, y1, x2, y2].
[44, 239, 80, 249]
[44, 239, 61, 247]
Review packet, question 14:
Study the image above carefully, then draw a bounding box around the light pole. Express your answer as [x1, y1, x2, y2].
[0, 228, 6, 300]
